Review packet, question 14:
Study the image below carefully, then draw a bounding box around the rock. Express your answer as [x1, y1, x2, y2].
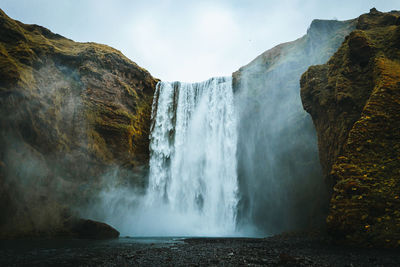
[348, 31, 375, 66]
[301, 10, 400, 247]
[0, 8, 157, 238]
[370, 8, 378, 14]
[278, 253, 298, 264]
[69, 219, 120, 239]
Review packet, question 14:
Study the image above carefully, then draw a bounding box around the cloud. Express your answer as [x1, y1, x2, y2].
[1, 0, 400, 81]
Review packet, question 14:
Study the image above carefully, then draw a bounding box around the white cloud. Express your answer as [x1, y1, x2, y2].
[1, 0, 400, 81]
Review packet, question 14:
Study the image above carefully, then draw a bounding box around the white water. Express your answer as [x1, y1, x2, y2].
[141, 76, 239, 236]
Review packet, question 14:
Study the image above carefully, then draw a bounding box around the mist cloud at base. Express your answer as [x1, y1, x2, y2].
[84, 178, 256, 237]
[80, 18, 357, 238]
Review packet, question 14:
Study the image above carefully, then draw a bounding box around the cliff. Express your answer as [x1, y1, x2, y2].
[0, 9, 157, 237]
[301, 8, 400, 247]
[233, 17, 356, 234]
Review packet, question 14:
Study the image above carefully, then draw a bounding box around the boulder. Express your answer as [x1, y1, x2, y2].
[69, 219, 120, 239]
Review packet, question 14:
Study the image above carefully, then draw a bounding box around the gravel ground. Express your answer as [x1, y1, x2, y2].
[0, 233, 399, 266]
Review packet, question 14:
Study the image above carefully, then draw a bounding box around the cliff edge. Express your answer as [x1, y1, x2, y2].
[0, 9, 157, 237]
[301, 8, 400, 247]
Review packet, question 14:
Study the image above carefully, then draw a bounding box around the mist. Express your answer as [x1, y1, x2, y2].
[0, 47, 151, 237]
[0, 64, 90, 235]
[86, 77, 242, 237]
[233, 19, 356, 235]
[2, 1, 398, 240]
[81, 18, 357, 238]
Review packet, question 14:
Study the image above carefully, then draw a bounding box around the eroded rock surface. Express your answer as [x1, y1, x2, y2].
[301, 9, 400, 247]
[0, 9, 157, 237]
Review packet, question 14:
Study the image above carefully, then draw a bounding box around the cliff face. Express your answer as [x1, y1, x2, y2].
[0, 9, 157, 237]
[233, 18, 356, 234]
[301, 9, 400, 247]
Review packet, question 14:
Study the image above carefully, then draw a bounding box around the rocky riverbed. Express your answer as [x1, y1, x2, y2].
[1, 232, 399, 266]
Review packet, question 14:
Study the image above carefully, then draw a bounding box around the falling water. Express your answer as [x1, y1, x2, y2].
[145, 76, 238, 236]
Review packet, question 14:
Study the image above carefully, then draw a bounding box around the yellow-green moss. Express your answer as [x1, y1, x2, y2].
[0, 8, 157, 237]
[301, 10, 400, 247]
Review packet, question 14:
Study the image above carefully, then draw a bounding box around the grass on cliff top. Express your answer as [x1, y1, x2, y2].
[0, 8, 152, 90]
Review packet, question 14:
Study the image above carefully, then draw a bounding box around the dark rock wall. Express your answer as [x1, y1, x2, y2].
[0, 9, 157, 237]
[301, 9, 400, 247]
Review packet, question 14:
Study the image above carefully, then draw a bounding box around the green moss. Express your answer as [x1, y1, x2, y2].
[302, 10, 400, 247]
[0, 8, 157, 237]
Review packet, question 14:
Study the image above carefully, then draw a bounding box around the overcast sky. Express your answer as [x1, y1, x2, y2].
[2, 1, 400, 81]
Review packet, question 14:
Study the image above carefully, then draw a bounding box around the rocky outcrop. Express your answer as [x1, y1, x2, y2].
[233, 17, 356, 234]
[0, 9, 157, 237]
[68, 219, 120, 239]
[301, 9, 400, 247]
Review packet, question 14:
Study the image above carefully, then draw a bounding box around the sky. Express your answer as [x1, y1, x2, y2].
[2, 0, 400, 82]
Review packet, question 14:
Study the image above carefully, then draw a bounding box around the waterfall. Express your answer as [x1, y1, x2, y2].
[145, 76, 238, 236]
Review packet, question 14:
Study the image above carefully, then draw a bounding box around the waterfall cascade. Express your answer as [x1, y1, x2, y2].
[146, 76, 239, 236]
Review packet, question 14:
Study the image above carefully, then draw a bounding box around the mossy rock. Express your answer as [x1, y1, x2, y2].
[301, 9, 400, 247]
[0, 8, 157, 237]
